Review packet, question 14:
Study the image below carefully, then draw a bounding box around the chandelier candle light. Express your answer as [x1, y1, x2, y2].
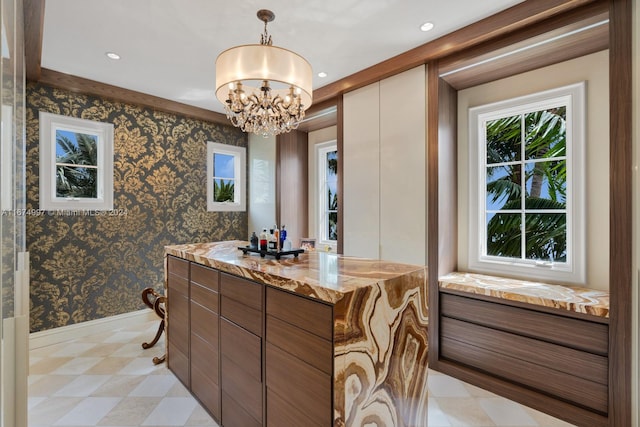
[215, 9, 313, 137]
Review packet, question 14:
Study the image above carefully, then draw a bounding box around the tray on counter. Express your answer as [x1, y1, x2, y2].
[238, 246, 304, 259]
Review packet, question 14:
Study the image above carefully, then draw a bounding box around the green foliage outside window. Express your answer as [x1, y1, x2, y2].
[56, 133, 98, 198]
[214, 179, 235, 203]
[485, 107, 567, 262]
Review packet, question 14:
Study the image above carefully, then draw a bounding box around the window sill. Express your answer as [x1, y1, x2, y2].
[438, 271, 609, 318]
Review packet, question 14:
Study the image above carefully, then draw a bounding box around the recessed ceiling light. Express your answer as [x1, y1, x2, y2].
[318, 72, 328, 78]
[106, 52, 121, 60]
[420, 22, 434, 32]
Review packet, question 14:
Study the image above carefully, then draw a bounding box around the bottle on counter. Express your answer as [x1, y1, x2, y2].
[250, 232, 258, 249]
[259, 228, 268, 251]
[280, 225, 287, 249]
[273, 225, 280, 252]
[268, 226, 278, 251]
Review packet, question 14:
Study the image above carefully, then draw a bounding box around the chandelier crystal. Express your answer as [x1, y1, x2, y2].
[215, 10, 313, 137]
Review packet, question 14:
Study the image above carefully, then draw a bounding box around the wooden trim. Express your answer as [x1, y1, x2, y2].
[439, 1, 609, 90]
[608, 0, 632, 425]
[336, 96, 344, 254]
[24, 0, 44, 82]
[427, 62, 440, 368]
[313, 0, 597, 104]
[37, 68, 229, 125]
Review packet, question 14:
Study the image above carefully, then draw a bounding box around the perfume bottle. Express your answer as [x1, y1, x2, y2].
[280, 225, 287, 248]
[259, 228, 268, 251]
[250, 232, 258, 249]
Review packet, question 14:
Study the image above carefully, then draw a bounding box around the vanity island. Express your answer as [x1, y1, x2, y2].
[164, 240, 429, 427]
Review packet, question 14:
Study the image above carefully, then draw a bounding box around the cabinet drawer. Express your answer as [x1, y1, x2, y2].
[440, 336, 608, 414]
[190, 333, 219, 384]
[191, 301, 218, 345]
[168, 342, 189, 387]
[441, 317, 608, 385]
[167, 273, 188, 296]
[221, 296, 262, 336]
[191, 263, 219, 292]
[266, 342, 332, 426]
[220, 273, 262, 311]
[221, 391, 261, 427]
[440, 292, 608, 354]
[167, 256, 189, 279]
[220, 319, 261, 381]
[221, 356, 262, 424]
[266, 315, 332, 375]
[266, 287, 332, 340]
[167, 290, 189, 350]
[191, 364, 220, 419]
[191, 282, 219, 313]
[267, 388, 325, 427]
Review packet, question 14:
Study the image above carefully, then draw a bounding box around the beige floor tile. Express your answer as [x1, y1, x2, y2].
[29, 357, 74, 375]
[28, 396, 85, 426]
[185, 404, 219, 426]
[524, 406, 577, 426]
[84, 357, 137, 374]
[91, 375, 146, 397]
[79, 342, 128, 358]
[97, 396, 162, 426]
[463, 382, 500, 398]
[436, 397, 498, 426]
[29, 374, 78, 397]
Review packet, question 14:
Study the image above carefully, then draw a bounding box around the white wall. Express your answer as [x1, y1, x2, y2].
[307, 126, 337, 244]
[457, 50, 609, 290]
[248, 134, 276, 237]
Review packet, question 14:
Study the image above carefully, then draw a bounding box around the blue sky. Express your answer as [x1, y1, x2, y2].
[213, 153, 234, 178]
[55, 130, 97, 159]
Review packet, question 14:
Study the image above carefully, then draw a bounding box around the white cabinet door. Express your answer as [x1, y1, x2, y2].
[343, 66, 427, 265]
[380, 66, 426, 266]
[343, 83, 380, 259]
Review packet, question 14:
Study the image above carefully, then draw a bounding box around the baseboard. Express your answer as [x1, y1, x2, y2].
[29, 309, 156, 349]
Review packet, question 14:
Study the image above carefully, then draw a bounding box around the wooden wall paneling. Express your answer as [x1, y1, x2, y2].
[608, 0, 633, 425]
[437, 79, 458, 276]
[312, 0, 598, 105]
[427, 62, 440, 368]
[276, 130, 309, 246]
[37, 69, 229, 125]
[24, 0, 44, 82]
[439, 1, 609, 90]
[336, 96, 344, 255]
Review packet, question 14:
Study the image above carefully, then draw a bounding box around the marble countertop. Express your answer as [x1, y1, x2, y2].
[439, 272, 609, 318]
[165, 240, 426, 305]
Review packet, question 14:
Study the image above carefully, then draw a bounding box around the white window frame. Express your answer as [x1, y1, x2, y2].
[207, 141, 246, 212]
[468, 82, 586, 283]
[39, 112, 114, 211]
[316, 140, 338, 247]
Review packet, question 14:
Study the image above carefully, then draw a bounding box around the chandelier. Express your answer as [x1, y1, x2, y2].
[215, 9, 313, 137]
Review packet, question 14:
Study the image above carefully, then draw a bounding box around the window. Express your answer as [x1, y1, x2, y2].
[468, 82, 585, 283]
[207, 141, 246, 211]
[317, 141, 338, 245]
[39, 112, 114, 211]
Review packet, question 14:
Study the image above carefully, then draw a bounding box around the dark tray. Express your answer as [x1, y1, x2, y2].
[238, 246, 304, 260]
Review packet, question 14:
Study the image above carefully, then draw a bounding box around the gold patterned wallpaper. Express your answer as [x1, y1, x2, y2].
[26, 83, 247, 332]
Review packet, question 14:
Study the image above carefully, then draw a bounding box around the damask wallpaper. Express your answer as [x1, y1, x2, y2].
[26, 83, 247, 332]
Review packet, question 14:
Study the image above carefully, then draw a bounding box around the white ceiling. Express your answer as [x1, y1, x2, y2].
[41, 0, 524, 114]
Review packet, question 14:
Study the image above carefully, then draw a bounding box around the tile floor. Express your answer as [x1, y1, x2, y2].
[28, 319, 575, 427]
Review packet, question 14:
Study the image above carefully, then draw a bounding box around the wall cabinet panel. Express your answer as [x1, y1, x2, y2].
[343, 66, 426, 265]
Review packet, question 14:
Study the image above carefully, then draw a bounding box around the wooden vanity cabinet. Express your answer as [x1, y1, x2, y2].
[219, 273, 264, 427]
[189, 263, 221, 419]
[166, 256, 190, 387]
[265, 287, 333, 427]
[167, 258, 337, 427]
